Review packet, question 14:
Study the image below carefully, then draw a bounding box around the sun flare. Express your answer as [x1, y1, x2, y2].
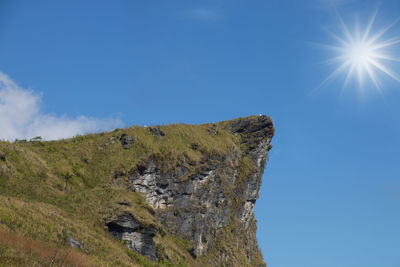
[319, 8, 400, 93]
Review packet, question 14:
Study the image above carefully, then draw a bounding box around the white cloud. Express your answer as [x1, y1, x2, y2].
[185, 7, 222, 21]
[0, 72, 123, 141]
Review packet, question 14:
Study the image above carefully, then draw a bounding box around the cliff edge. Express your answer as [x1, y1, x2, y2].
[0, 115, 274, 266]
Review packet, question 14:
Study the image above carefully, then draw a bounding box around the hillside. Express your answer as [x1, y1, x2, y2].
[0, 115, 274, 266]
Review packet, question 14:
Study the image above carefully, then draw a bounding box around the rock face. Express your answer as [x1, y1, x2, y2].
[107, 214, 158, 261]
[118, 115, 274, 265]
[129, 152, 236, 258]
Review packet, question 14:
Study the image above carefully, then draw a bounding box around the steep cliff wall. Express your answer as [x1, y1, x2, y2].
[0, 115, 274, 266]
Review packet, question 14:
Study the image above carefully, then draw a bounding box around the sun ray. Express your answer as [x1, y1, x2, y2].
[326, 30, 349, 46]
[344, 63, 356, 87]
[371, 36, 400, 49]
[337, 14, 354, 43]
[371, 53, 400, 62]
[367, 19, 400, 45]
[311, 42, 347, 52]
[362, 8, 378, 42]
[332, 5, 354, 41]
[365, 63, 382, 93]
[369, 59, 400, 82]
[318, 61, 352, 89]
[320, 55, 349, 65]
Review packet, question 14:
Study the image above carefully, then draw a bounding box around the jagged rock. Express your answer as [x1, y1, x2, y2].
[106, 214, 158, 261]
[65, 230, 87, 250]
[229, 115, 273, 134]
[127, 115, 274, 260]
[149, 126, 165, 137]
[69, 236, 87, 250]
[120, 133, 134, 149]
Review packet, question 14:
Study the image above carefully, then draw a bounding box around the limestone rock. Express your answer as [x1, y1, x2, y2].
[126, 115, 274, 261]
[64, 230, 87, 250]
[149, 126, 165, 137]
[120, 133, 134, 149]
[106, 214, 158, 261]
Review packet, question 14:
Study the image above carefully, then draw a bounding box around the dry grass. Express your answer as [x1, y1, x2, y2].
[0, 116, 270, 266]
[0, 230, 93, 266]
[0, 195, 141, 266]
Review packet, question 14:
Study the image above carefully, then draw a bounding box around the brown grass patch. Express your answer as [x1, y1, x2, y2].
[0, 230, 93, 266]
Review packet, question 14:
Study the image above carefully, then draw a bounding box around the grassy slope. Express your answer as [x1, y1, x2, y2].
[0, 117, 265, 266]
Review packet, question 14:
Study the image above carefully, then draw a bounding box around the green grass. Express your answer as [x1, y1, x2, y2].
[0, 117, 270, 266]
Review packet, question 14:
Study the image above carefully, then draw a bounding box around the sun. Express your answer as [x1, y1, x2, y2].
[319, 8, 400, 93]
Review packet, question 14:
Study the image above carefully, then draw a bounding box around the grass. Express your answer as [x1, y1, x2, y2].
[0, 116, 271, 266]
[0, 230, 93, 266]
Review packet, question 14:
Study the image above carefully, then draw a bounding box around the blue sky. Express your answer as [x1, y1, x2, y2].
[1, 0, 400, 266]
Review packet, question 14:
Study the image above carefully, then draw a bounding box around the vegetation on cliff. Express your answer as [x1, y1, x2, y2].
[0, 115, 274, 266]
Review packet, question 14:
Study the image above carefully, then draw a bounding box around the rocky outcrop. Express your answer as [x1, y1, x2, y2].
[230, 115, 273, 228]
[106, 214, 158, 261]
[65, 230, 87, 250]
[149, 126, 165, 137]
[120, 133, 134, 149]
[128, 152, 237, 257]
[120, 115, 274, 263]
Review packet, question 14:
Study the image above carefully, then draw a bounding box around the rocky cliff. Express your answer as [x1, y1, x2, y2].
[0, 115, 274, 266]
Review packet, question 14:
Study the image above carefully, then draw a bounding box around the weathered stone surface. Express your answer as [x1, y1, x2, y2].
[106, 214, 158, 261]
[126, 115, 274, 261]
[69, 236, 87, 250]
[120, 133, 134, 149]
[65, 230, 87, 250]
[149, 126, 165, 137]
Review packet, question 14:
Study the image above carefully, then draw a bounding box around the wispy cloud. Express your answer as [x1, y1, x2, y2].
[0, 72, 123, 141]
[185, 7, 222, 21]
